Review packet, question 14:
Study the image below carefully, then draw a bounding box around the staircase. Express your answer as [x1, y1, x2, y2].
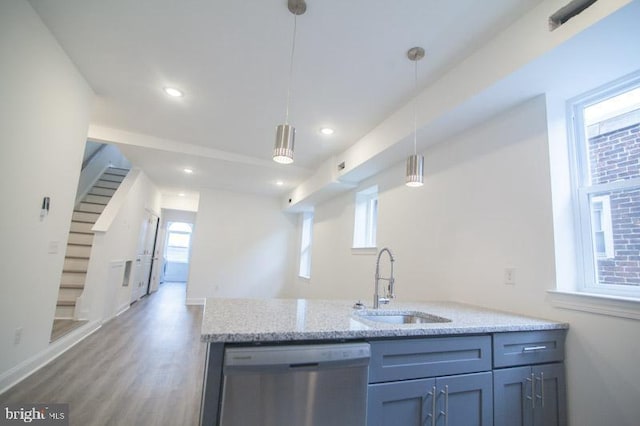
[55, 167, 129, 320]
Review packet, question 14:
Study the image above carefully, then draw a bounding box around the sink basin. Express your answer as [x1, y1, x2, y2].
[355, 310, 451, 325]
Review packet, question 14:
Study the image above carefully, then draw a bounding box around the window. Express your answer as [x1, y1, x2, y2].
[353, 186, 378, 249]
[569, 72, 640, 297]
[299, 212, 313, 278]
[165, 222, 192, 263]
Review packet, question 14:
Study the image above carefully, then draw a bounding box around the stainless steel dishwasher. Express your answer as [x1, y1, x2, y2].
[219, 342, 370, 426]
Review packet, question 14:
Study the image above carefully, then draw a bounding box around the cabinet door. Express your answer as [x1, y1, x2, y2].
[367, 378, 436, 426]
[533, 364, 567, 426]
[435, 371, 493, 426]
[493, 366, 534, 426]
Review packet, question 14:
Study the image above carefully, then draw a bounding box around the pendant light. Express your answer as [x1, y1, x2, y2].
[273, 0, 307, 164]
[405, 47, 425, 187]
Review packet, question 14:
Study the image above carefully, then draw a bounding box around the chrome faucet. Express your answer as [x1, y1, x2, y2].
[374, 247, 395, 309]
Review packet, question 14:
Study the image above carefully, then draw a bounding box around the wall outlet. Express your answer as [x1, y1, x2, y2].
[504, 268, 516, 285]
[14, 327, 23, 345]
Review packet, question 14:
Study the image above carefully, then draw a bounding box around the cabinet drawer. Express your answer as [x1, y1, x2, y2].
[493, 329, 566, 368]
[368, 335, 491, 383]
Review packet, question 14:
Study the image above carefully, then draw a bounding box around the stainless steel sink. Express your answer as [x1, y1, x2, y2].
[354, 310, 451, 325]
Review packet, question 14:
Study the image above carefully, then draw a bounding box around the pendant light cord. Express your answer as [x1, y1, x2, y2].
[413, 58, 418, 155]
[284, 14, 298, 124]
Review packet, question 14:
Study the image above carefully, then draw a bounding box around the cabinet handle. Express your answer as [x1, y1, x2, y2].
[525, 373, 536, 409]
[438, 385, 448, 426]
[425, 386, 436, 426]
[535, 372, 545, 408]
[523, 345, 547, 352]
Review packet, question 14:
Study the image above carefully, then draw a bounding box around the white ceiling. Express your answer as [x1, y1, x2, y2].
[29, 0, 544, 196]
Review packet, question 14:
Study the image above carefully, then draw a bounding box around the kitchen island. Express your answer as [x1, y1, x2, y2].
[200, 298, 569, 426]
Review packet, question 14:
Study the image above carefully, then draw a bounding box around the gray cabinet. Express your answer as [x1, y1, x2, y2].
[368, 372, 493, 426]
[493, 331, 567, 426]
[367, 336, 493, 426]
[368, 378, 435, 426]
[369, 335, 492, 383]
[437, 372, 493, 426]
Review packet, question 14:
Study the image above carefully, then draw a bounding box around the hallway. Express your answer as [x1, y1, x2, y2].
[0, 282, 206, 425]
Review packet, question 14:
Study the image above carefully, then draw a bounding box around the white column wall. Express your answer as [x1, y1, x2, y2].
[187, 189, 298, 303]
[0, 0, 93, 379]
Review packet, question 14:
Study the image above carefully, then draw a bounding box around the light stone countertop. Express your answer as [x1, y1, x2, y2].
[201, 298, 569, 343]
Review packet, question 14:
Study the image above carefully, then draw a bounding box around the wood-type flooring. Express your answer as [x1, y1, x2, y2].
[0, 281, 206, 425]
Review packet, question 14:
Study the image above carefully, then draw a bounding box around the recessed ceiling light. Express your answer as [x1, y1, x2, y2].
[276, 180, 284, 186]
[319, 127, 334, 135]
[183, 168, 193, 174]
[178, 193, 185, 197]
[164, 87, 184, 97]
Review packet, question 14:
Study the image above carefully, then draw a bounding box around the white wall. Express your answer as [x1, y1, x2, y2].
[187, 189, 297, 303]
[0, 0, 93, 381]
[300, 97, 640, 426]
[80, 170, 161, 321]
[161, 193, 200, 212]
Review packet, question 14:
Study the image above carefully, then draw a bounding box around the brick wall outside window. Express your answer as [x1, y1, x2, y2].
[588, 121, 640, 285]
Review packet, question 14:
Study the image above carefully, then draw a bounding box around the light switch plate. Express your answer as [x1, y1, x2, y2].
[48, 241, 59, 254]
[504, 268, 516, 285]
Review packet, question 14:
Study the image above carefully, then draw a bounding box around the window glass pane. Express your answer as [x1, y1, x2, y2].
[166, 246, 189, 263]
[584, 90, 640, 185]
[167, 222, 192, 232]
[589, 189, 640, 286]
[168, 232, 190, 248]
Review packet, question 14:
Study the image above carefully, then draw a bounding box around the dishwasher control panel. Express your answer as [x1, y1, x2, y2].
[224, 342, 371, 367]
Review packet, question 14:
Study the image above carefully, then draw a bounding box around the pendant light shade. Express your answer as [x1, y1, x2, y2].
[405, 46, 425, 187]
[274, 124, 295, 164]
[405, 154, 424, 187]
[273, 0, 306, 164]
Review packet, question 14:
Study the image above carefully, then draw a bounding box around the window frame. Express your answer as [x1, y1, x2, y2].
[352, 186, 378, 249]
[590, 195, 614, 259]
[298, 212, 313, 279]
[568, 71, 640, 298]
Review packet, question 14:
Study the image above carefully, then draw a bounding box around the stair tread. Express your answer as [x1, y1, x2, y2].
[105, 168, 129, 175]
[79, 201, 108, 206]
[74, 210, 101, 214]
[67, 243, 92, 247]
[65, 256, 90, 260]
[63, 269, 88, 273]
[57, 300, 76, 307]
[60, 284, 84, 289]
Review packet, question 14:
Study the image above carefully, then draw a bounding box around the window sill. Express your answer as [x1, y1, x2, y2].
[351, 247, 378, 255]
[548, 290, 640, 320]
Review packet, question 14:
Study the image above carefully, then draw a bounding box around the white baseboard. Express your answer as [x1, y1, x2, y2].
[0, 321, 101, 395]
[115, 303, 130, 316]
[186, 298, 205, 306]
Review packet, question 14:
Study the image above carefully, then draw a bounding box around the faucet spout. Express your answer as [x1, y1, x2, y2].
[374, 247, 395, 309]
